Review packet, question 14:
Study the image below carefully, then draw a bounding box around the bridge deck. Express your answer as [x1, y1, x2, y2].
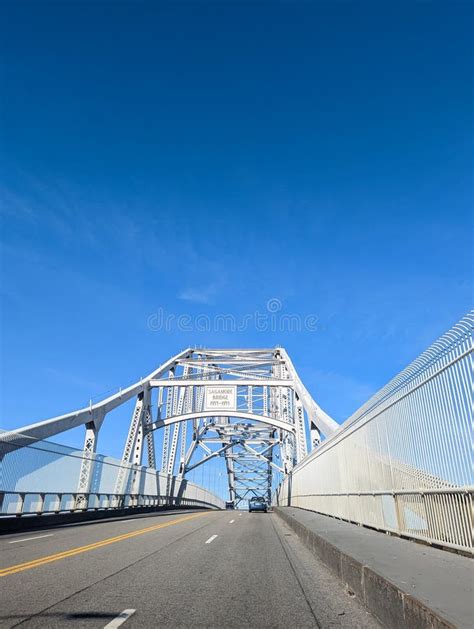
[0, 510, 379, 628]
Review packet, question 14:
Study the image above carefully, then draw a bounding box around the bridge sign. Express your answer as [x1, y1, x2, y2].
[204, 385, 237, 412]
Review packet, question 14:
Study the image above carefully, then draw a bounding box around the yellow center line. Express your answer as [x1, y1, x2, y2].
[0, 511, 209, 577]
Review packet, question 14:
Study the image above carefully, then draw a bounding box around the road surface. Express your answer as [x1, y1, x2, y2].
[1, 510, 380, 628]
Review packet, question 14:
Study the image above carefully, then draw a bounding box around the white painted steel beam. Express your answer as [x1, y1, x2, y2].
[2, 348, 193, 446]
[147, 411, 297, 434]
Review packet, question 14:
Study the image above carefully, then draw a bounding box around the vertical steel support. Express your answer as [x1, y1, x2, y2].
[295, 397, 308, 462]
[77, 423, 98, 495]
[263, 385, 268, 416]
[310, 423, 321, 448]
[179, 376, 193, 476]
[161, 370, 175, 474]
[114, 392, 147, 498]
[167, 422, 181, 475]
[144, 394, 156, 469]
[76, 412, 105, 508]
[225, 453, 236, 502]
[168, 366, 189, 476]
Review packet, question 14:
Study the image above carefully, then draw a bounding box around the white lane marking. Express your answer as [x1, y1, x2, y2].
[205, 534, 218, 544]
[239, 513, 242, 516]
[229, 519, 235, 524]
[104, 609, 136, 628]
[8, 534, 54, 544]
[112, 519, 144, 523]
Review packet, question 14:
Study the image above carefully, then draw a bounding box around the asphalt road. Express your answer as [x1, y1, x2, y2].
[0, 510, 380, 628]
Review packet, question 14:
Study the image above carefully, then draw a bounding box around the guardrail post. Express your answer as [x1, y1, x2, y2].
[16, 493, 25, 516]
[394, 493, 407, 535]
[36, 493, 45, 515]
[73, 492, 89, 511]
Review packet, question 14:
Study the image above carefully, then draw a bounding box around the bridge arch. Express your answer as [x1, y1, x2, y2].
[148, 411, 296, 434]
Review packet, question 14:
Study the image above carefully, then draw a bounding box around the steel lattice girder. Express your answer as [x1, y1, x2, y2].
[139, 348, 338, 505]
[3, 347, 339, 505]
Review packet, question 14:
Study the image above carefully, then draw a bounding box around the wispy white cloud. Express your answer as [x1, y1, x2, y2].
[178, 288, 213, 304]
[178, 278, 226, 305]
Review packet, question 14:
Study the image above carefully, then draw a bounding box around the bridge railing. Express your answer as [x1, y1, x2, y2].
[0, 430, 224, 517]
[274, 313, 473, 554]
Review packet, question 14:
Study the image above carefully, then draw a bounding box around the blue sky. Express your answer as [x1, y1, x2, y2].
[1, 1, 472, 467]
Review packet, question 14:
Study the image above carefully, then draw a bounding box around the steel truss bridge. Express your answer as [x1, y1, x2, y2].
[1, 348, 338, 510]
[1, 312, 472, 554]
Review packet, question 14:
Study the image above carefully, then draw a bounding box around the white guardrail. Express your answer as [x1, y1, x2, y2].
[0, 433, 224, 516]
[274, 312, 473, 554]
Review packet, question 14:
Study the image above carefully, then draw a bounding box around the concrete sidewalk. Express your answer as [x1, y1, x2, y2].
[274, 507, 473, 629]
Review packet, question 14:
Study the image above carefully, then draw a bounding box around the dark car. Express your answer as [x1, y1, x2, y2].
[225, 501, 235, 510]
[249, 496, 268, 513]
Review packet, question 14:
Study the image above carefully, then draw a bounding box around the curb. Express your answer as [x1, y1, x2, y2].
[274, 507, 455, 629]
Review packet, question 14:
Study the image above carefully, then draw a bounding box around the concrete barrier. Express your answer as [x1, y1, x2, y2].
[0, 503, 212, 534]
[275, 507, 472, 628]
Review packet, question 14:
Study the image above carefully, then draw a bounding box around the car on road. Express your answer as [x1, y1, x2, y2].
[248, 496, 268, 513]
